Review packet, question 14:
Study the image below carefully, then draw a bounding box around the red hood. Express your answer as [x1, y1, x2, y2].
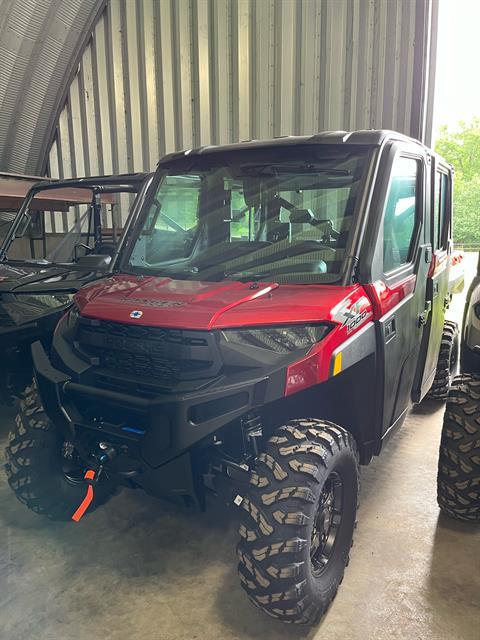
[75, 274, 370, 330]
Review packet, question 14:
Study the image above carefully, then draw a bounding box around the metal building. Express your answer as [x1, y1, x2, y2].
[0, 0, 439, 185]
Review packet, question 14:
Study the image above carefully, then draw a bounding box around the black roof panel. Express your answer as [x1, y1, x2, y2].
[158, 130, 427, 166]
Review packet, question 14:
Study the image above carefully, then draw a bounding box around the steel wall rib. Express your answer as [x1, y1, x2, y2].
[48, 0, 438, 191]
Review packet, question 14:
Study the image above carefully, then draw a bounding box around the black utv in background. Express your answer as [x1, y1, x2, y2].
[0, 173, 150, 402]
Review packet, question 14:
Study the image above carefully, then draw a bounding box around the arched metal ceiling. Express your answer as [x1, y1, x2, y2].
[0, 0, 438, 182]
[0, 0, 105, 175]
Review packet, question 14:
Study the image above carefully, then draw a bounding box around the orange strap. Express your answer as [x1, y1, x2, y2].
[71, 469, 96, 522]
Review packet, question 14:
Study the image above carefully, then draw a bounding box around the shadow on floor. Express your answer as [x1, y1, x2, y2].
[428, 513, 480, 610]
[422, 513, 480, 639]
[411, 398, 446, 416]
[215, 567, 314, 640]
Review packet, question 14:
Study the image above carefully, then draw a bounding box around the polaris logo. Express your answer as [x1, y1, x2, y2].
[123, 297, 185, 308]
[130, 310, 143, 319]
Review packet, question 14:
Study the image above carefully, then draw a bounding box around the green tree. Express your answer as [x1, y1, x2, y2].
[435, 120, 480, 246]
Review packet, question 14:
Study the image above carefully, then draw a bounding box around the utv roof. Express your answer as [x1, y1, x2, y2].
[159, 130, 428, 165]
[0, 172, 149, 211]
[0, 172, 49, 210]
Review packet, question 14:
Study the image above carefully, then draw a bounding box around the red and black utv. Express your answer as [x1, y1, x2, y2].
[5, 131, 458, 624]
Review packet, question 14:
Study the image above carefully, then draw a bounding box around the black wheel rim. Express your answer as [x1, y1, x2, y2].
[310, 471, 343, 575]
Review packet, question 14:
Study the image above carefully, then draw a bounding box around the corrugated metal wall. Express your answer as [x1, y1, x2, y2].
[48, 0, 438, 188]
[0, 0, 105, 175]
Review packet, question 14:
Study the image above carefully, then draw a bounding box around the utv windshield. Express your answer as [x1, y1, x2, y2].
[124, 146, 370, 284]
[0, 181, 142, 265]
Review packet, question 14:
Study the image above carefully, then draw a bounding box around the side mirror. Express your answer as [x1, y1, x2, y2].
[76, 254, 111, 269]
[15, 213, 31, 238]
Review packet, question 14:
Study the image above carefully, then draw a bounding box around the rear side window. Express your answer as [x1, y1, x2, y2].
[383, 157, 419, 272]
[433, 170, 449, 250]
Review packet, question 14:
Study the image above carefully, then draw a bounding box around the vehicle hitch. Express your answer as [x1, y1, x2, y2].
[71, 442, 117, 522]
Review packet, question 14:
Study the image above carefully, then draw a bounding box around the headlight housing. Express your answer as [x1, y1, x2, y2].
[221, 324, 330, 353]
[66, 301, 80, 329]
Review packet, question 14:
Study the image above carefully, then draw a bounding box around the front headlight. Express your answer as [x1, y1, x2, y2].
[221, 324, 330, 353]
[66, 302, 80, 329]
[25, 293, 74, 309]
[1, 293, 74, 324]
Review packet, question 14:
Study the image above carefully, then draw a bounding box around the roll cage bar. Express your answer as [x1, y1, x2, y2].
[0, 173, 148, 261]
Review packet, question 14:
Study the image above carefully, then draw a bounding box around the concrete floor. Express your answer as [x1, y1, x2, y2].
[1, 256, 479, 640]
[1, 402, 479, 640]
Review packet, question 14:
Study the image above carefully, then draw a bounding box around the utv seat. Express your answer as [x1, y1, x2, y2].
[288, 209, 315, 241]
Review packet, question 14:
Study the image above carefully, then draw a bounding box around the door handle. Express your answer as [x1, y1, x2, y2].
[385, 317, 396, 340]
[419, 301, 432, 326]
[443, 294, 452, 310]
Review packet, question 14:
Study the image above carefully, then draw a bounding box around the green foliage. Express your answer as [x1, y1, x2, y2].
[435, 120, 480, 245]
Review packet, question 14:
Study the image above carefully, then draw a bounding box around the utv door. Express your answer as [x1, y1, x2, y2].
[371, 151, 432, 436]
[412, 161, 452, 401]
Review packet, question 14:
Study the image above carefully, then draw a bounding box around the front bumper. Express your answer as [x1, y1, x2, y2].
[32, 340, 274, 469]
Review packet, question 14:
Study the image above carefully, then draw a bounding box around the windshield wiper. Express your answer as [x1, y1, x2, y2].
[123, 264, 200, 279]
[225, 269, 273, 281]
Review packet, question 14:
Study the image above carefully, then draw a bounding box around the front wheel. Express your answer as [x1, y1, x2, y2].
[5, 381, 116, 520]
[237, 419, 359, 625]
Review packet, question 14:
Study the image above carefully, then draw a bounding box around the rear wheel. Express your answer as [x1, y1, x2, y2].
[427, 320, 459, 400]
[4, 381, 116, 520]
[237, 419, 359, 625]
[437, 374, 480, 522]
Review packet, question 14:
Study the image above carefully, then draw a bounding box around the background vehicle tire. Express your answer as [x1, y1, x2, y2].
[4, 381, 116, 521]
[437, 374, 480, 522]
[427, 320, 459, 400]
[461, 344, 480, 375]
[237, 419, 359, 625]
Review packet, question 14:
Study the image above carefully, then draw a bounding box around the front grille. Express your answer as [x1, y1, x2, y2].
[101, 349, 207, 379]
[74, 318, 220, 386]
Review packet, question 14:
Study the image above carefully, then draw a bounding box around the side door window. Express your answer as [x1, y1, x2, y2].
[377, 153, 427, 432]
[383, 157, 420, 273]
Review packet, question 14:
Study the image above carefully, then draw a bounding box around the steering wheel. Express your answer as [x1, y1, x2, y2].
[73, 242, 92, 261]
